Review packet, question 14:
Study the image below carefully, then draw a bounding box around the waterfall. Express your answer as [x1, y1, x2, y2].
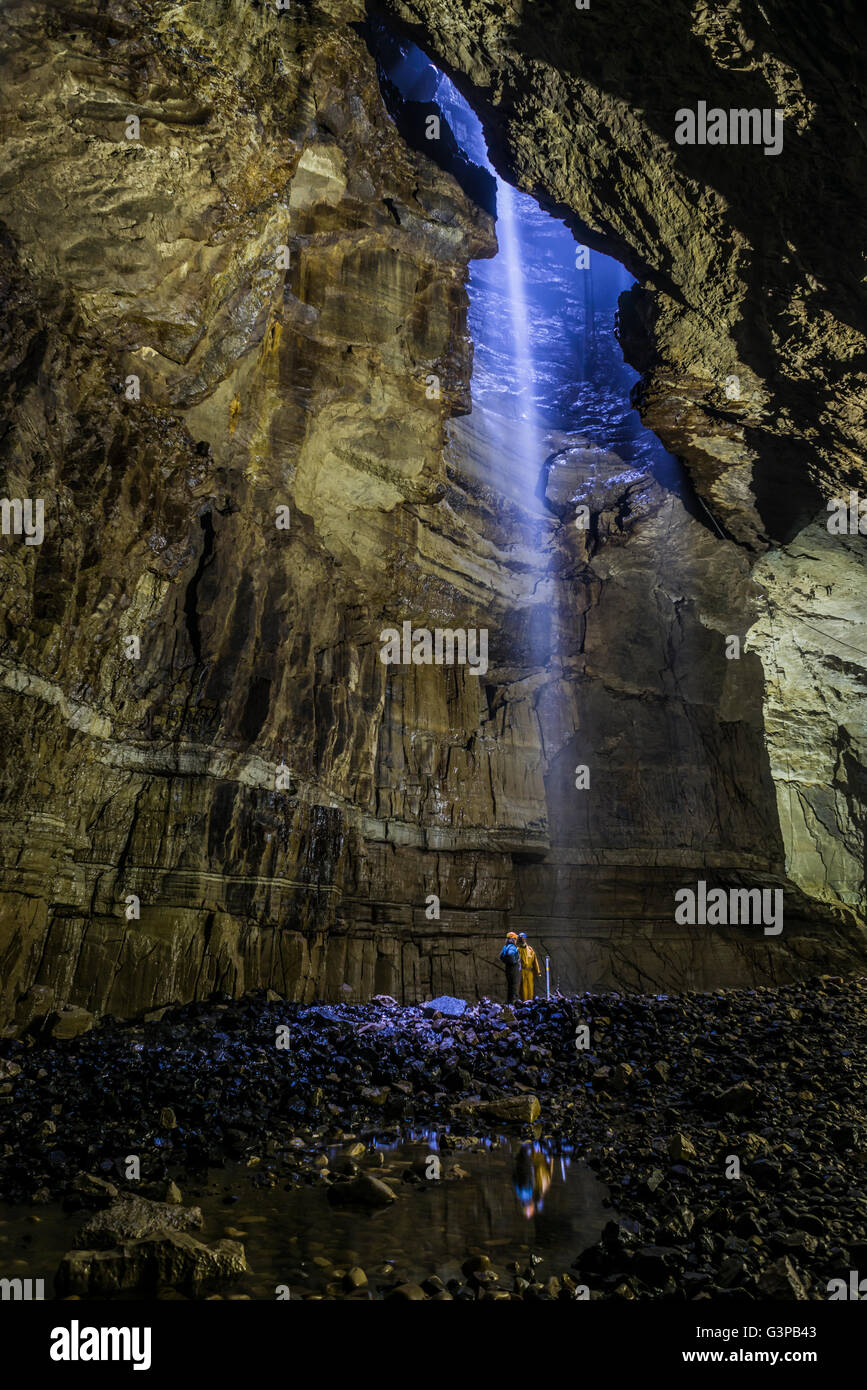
[493, 175, 541, 490]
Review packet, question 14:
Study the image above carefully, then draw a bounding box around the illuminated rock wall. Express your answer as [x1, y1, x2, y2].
[0, 0, 862, 1028]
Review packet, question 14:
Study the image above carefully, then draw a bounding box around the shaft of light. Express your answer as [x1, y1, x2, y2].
[496, 175, 539, 474]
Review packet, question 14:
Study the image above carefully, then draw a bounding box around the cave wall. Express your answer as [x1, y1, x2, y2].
[373, 0, 867, 920]
[0, 0, 863, 1028]
[374, 0, 867, 539]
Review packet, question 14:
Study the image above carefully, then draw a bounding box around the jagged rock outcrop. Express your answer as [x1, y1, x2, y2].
[0, 0, 862, 1026]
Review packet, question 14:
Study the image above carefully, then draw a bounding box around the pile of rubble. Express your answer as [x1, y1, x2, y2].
[0, 977, 865, 1299]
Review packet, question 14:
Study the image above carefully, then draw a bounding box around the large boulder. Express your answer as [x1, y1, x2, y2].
[458, 1095, 541, 1124]
[46, 1006, 94, 1040]
[484, 1095, 541, 1124]
[73, 1195, 203, 1249]
[56, 1233, 247, 1296]
[423, 996, 469, 1019]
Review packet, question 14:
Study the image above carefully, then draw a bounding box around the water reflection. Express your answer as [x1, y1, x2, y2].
[513, 1142, 557, 1218]
[0, 1133, 608, 1299]
[377, 1128, 576, 1222]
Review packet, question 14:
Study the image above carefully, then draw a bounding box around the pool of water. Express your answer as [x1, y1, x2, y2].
[0, 1134, 609, 1300]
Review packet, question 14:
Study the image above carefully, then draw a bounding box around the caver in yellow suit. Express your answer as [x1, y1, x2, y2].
[518, 937, 542, 1001]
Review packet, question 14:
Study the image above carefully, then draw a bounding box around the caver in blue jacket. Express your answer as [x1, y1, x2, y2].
[499, 934, 522, 1004]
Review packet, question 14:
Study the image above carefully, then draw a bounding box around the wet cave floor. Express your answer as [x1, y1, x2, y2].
[1, 981, 865, 1301]
[1, 1138, 609, 1301]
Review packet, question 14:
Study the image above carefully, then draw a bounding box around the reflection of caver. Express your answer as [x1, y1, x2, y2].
[517, 933, 541, 1001]
[499, 932, 521, 1003]
[513, 1143, 555, 1217]
[514, 1144, 535, 1207]
[532, 1149, 553, 1212]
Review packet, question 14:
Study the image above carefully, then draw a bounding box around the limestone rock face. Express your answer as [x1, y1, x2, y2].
[373, 0, 867, 937]
[0, 0, 863, 1026]
[748, 526, 866, 915]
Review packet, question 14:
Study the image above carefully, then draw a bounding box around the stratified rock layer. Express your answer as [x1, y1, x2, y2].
[0, 0, 863, 1026]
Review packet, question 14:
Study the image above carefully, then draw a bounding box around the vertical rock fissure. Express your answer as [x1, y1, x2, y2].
[183, 510, 216, 667]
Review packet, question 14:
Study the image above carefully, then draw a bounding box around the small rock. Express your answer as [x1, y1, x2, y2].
[757, 1256, 808, 1299]
[668, 1133, 697, 1163]
[327, 1174, 395, 1208]
[359, 1087, 389, 1107]
[71, 1174, 119, 1202]
[717, 1256, 746, 1289]
[714, 1081, 758, 1116]
[47, 1006, 94, 1040]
